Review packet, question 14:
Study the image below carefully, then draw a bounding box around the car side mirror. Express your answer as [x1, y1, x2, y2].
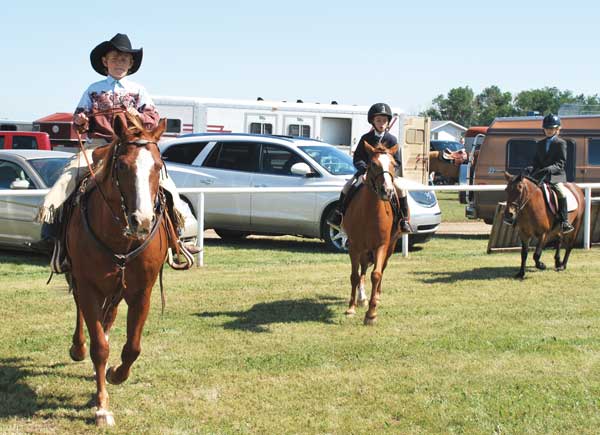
[10, 179, 31, 190]
[290, 162, 313, 176]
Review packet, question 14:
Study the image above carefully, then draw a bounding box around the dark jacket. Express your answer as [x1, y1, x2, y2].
[532, 135, 567, 183]
[353, 130, 400, 175]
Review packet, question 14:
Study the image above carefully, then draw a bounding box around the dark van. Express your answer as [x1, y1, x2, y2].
[0, 131, 52, 151]
[466, 115, 600, 224]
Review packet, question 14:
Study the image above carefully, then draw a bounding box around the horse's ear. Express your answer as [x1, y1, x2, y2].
[113, 113, 128, 138]
[152, 118, 167, 140]
[504, 171, 513, 181]
[388, 144, 399, 155]
[364, 140, 375, 155]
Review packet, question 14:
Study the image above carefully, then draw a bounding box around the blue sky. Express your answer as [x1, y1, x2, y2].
[2, 1, 599, 121]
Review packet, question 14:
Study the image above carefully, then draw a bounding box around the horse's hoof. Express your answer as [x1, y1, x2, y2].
[555, 266, 565, 272]
[535, 262, 546, 270]
[514, 273, 525, 280]
[363, 315, 377, 326]
[106, 366, 122, 385]
[95, 409, 115, 427]
[345, 307, 356, 316]
[69, 344, 86, 362]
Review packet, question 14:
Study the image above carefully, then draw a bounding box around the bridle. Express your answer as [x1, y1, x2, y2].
[111, 138, 161, 237]
[507, 177, 533, 219]
[367, 152, 396, 200]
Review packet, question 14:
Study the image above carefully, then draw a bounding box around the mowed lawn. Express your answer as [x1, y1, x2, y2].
[1, 232, 599, 434]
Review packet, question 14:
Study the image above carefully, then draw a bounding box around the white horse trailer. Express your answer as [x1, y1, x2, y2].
[153, 96, 430, 183]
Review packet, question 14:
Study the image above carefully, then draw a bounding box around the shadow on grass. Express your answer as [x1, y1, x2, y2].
[0, 250, 49, 267]
[413, 266, 518, 283]
[195, 294, 345, 332]
[0, 357, 92, 422]
[204, 236, 334, 254]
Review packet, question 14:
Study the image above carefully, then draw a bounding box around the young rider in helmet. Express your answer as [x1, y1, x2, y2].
[530, 113, 574, 233]
[327, 102, 413, 233]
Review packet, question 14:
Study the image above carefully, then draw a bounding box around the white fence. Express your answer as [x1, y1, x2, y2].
[3, 183, 600, 266]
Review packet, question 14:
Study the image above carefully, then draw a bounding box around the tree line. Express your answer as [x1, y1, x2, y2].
[421, 86, 600, 128]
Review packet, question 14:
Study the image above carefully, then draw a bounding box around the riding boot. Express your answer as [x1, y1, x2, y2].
[28, 221, 57, 255]
[398, 195, 415, 233]
[558, 197, 575, 233]
[326, 192, 346, 226]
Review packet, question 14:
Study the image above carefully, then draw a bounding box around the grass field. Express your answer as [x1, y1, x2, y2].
[1, 233, 599, 434]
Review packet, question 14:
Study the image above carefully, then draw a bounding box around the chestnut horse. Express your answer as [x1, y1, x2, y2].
[65, 114, 171, 426]
[428, 149, 467, 184]
[342, 141, 401, 325]
[503, 172, 584, 279]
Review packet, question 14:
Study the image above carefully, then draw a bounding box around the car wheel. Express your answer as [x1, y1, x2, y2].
[214, 229, 249, 240]
[322, 206, 348, 253]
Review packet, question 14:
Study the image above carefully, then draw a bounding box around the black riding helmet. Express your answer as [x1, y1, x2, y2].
[542, 113, 561, 129]
[367, 103, 393, 124]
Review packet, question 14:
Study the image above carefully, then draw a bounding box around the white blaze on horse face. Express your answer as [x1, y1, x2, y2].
[377, 153, 395, 194]
[133, 148, 156, 229]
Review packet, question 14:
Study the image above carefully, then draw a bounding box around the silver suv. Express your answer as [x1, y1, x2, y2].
[160, 133, 441, 252]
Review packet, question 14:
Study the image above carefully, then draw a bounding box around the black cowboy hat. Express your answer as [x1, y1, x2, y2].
[90, 33, 143, 76]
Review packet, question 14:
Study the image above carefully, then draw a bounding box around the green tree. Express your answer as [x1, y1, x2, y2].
[474, 85, 516, 126]
[512, 87, 588, 115]
[421, 86, 475, 127]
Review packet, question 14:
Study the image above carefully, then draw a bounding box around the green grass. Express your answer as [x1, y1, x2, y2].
[436, 191, 470, 222]
[1, 237, 600, 434]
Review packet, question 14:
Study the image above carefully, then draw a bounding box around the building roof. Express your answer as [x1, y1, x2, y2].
[34, 112, 73, 123]
[431, 120, 467, 132]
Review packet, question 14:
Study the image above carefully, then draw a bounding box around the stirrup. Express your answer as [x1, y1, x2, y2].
[399, 219, 415, 234]
[167, 241, 196, 270]
[560, 221, 575, 234]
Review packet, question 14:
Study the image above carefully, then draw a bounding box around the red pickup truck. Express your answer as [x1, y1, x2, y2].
[0, 131, 51, 150]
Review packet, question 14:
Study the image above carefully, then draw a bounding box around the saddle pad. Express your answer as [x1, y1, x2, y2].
[541, 183, 578, 213]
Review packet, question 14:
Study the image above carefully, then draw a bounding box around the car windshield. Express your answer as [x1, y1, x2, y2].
[432, 141, 463, 152]
[28, 157, 70, 187]
[299, 145, 355, 175]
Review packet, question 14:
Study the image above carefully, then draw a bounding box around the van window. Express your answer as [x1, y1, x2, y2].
[203, 141, 259, 172]
[250, 122, 273, 135]
[506, 139, 537, 173]
[0, 136, 4, 148]
[288, 124, 310, 137]
[162, 141, 208, 164]
[166, 118, 182, 134]
[588, 138, 600, 165]
[12, 136, 38, 150]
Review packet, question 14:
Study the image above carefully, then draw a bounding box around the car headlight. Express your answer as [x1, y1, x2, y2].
[409, 190, 437, 207]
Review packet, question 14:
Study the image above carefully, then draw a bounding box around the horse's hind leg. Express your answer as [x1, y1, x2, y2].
[70, 286, 87, 362]
[357, 256, 369, 307]
[346, 249, 361, 316]
[533, 235, 547, 271]
[107, 289, 151, 385]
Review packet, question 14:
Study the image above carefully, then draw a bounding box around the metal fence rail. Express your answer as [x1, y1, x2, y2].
[3, 183, 600, 266]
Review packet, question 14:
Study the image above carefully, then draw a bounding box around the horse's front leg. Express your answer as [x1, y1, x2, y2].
[70, 285, 87, 362]
[357, 255, 369, 307]
[533, 234, 547, 271]
[346, 248, 361, 316]
[515, 239, 529, 279]
[79, 289, 113, 426]
[365, 247, 387, 325]
[107, 288, 152, 385]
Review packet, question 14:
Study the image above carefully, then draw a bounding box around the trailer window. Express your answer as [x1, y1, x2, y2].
[588, 138, 600, 165]
[203, 141, 259, 172]
[249, 122, 273, 135]
[506, 139, 537, 173]
[406, 129, 425, 144]
[288, 124, 311, 138]
[161, 141, 208, 164]
[12, 136, 38, 150]
[165, 119, 182, 134]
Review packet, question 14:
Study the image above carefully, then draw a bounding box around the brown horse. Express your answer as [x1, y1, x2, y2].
[428, 149, 467, 184]
[65, 113, 171, 426]
[342, 141, 401, 325]
[503, 172, 585, 279]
